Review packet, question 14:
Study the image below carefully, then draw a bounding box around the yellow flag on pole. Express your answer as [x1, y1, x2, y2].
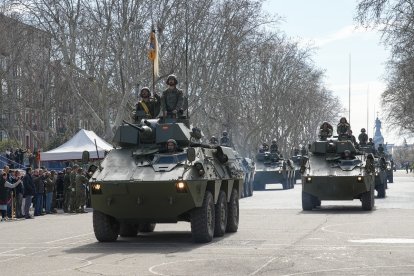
[148, 30, 159, 77]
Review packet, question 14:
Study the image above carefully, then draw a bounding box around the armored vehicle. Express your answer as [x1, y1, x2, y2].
[301, 139, 375, 211]
[237, 156, 255, 197]
[89, 117, 244, 243]
[253, 150, 295, 190]
[358, 145, 387, 198]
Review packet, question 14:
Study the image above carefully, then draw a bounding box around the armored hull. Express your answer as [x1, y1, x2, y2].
[301, 139, 375, 211]
[90, 119, 244, 243]
[253, 152, 295, 190]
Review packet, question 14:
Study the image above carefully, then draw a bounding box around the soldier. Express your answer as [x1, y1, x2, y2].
[293, 148, 300, 156]
[337, 117, 351, 140]
[358, 128, 368, 145]
[74, 168, 88, 213]
[69, 164, 79, 213]
[209, 136, 218, 145]
[349, 130, 357, 146]
[220, 131, 232, 147]
[167, 139, 178, 153]
[161, 75, 184, 118]
[301, 145, 307, 156]
[134, 87, 161, 122]
[270, 140, 279, 153]
[319, 122, 333, 140]
[62, 167, 72, 213]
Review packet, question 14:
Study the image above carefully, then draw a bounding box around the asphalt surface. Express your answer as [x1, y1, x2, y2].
[1, 170, 414, 275]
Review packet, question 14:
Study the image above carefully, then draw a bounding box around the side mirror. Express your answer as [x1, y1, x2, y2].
[82, 150, 90, 164]
[187, 147, 196, 162]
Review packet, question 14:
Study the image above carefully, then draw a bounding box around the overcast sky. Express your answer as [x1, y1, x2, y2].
[262, 0, 402, 145]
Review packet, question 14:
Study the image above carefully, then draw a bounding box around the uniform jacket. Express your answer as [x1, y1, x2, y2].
[161, 88, 184, 112]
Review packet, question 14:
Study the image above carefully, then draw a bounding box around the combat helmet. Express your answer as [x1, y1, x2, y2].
[166, 74, 178, 85]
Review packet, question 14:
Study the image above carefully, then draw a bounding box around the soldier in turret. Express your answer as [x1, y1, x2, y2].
[161, 75, 184, 118]
[209, 136, 218, 145]
[319, 122, 333, 140]
[270, 140, 279, 153]
[167, 139, 178, 153]
[134, 87, 161, 122]
[358, 128, 368, 145]
[337, 117, 351, 140]
[220, 131, 232, 147]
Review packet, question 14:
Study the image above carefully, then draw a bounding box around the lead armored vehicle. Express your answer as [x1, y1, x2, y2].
[301, 138, 375, 211]
[89, 116, 244, 243]
[253, 149, 295, 190]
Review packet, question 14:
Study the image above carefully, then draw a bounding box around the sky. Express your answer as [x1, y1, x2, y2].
[262, 0, 402, 145]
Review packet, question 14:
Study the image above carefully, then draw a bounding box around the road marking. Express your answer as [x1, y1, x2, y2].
[45, 233, 94, 244]
[249, 256, 277, 276]
[0, 247, 25, 255]
[349, 238, 414, 244]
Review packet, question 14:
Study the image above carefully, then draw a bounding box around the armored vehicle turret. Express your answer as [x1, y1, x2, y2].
[253, 148, 295, 190]
[89, 116, 244, 243]
[301, 138, 375, 211]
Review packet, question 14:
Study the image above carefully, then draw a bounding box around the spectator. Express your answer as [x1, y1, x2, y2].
[33, 169, 44, 216]
[0, 171, 23, 221]
[23, 167, 35, 219]
[12, 170, 24, 218]
[44, 172, 54, 214]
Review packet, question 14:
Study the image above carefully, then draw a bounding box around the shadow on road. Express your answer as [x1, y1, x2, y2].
[300, 205, 376, 214]
[64, 231, 234, 256]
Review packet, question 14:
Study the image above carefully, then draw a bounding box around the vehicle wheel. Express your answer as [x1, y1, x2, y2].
[191, 191, 215, 243]
[214, 191, 228, 237]
[302, 191, 314, 211]
[226, 188, 239, 233]
[282, 178, 288, 190]
[93, 210, 120, 242]
[138, 223, 156, 233]
[377, 183, 386, 198]
[361, 188, 375, 211]
[119, 223, 138, 237]
[389, 177, 393, 183]
[290, 171, 295, 189]
[314, 197, 321, 207]
[247, 177, 254, 197]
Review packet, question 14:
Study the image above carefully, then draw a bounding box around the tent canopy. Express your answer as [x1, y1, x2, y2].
[40, 129, 113, 161]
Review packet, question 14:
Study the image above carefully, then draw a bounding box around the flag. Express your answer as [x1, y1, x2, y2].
[148, 30, 159, 77]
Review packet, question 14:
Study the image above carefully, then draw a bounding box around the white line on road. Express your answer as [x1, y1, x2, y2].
[44, 232, 94, 244]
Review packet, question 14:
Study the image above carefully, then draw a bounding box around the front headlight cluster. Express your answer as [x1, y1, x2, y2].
[194, 162, 205, 176]
[91, 183, 102, 194]
[175, 181, 188, 193]
[305, 176, 312, 183]
[357, 176, 363, 183]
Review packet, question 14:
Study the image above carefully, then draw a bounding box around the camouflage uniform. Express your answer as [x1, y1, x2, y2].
[134, 93, 161, 122]
[74, 171, 88, 213]
[161, 88, 184, 115]
[69, 168, 78, 212]
[63, 170, 71, 212]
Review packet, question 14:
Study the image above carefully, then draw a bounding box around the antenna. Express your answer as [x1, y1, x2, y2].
[348, 53, 351, 123]
[185, 1, 189, 118]
[367, 86, 369, 137]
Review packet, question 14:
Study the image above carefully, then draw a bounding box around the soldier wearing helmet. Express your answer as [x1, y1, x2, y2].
[270, 140, 279, 153]
[161, 75, 184, 118]
[134, 87, 161, 122]
[319, 122, 333, 140]
[358, 128, 368, 145]
[337, 117, 351, 141]
[166, 139, 178, 153]
[220, 131, 232, 147]
[209, 136, 218, 145]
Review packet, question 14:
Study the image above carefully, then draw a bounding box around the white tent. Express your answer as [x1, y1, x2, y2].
[40, 129, 113, 161]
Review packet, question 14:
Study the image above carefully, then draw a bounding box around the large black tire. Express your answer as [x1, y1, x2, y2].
[138, 223, 156, 233]
[214, 191, 228, 237]
[388, 176, 393, 183]
[361, 188, 375, 211]
[247, 176, 254, 197]
[302, 191, 314, 211]
[93, 210, 120, 242]
[191, 191, 215, 243]
[119, 223, 138, 237]
[253, 179, 265, 191]
[226, 188, 239, 233]
[377, 183, 386, 198]
[313, 197, 321, 207]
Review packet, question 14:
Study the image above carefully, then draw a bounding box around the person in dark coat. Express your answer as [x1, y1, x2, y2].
[1, 172, 23, 221]
[23, 167, 35, 219]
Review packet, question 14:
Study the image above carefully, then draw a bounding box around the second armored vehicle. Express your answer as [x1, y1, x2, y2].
[301, 138, 375, 211]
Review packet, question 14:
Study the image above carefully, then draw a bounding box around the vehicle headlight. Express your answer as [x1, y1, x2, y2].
[306, 176, 312, 183]
[176, 181, 188, 193]
[91, 183, 102, 194]
[357, 176, 363, 183]
[375, 172, 379, 176]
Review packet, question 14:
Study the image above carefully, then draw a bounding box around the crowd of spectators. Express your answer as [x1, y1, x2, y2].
[4, 148, 39, 169]
[0, 163, 92, 222]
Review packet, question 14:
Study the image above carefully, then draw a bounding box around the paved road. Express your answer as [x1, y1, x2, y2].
[1, 170, 414, 275]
